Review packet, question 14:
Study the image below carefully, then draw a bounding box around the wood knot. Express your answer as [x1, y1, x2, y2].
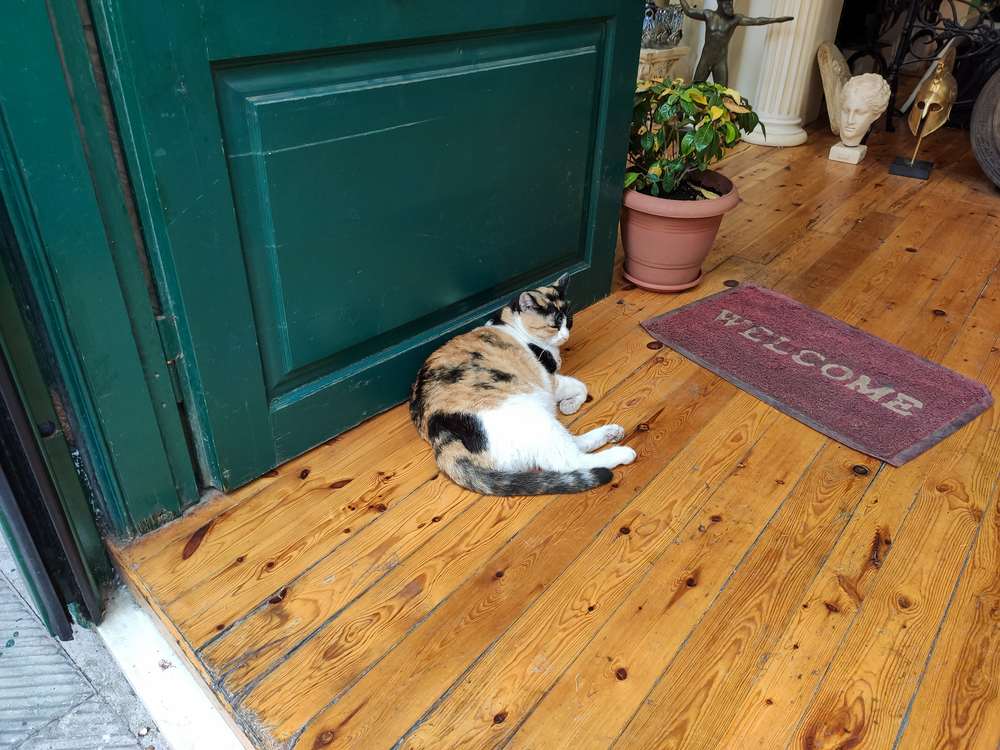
[329, 478, 353, 489]
[852, 465, 870, 476]
[215, 623, 225, 631]
[723, 279, 740, 287]
[313, 729, 336, 747]
[619, 526, 631, 535]
[268, 587, 288, 605]
[182, 521, 213, 560]
[587, 605, 596, 612]
[685, 577, 697, 588]
[710, 514, 722, 523]
[585, 394, 594, 403]
[936, 483, 951, 493]
[495, 570, 504, 579]
[646, 341, 663, 350]
[823, 601, 840, 613]
[765, 698, 773, 705]
[264, 561, 275, 570]
[493, 711, 508, 724]
[904, 246, 918, 253]
[236, 555, 246, 563]
[343, 528, 351, 534]
[299, 468, 311, 479]
[898, 595, 912, 609]
[431, 515, 442, 523]
[615, 667, 628, 680]
[370, 503, 388, 513]
[932, 309, 947, 316]
[637, 423, 650, 432]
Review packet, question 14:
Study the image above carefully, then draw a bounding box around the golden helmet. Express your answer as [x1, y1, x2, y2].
[908, 46, 958, 137]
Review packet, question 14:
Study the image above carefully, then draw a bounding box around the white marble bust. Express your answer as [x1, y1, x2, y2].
[829, 73, 891, 164]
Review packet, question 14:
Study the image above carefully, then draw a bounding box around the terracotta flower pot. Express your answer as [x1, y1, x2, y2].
[621, 171, 740, 292]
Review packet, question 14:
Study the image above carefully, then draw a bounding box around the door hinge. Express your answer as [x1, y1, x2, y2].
[155, 314, 185, 404]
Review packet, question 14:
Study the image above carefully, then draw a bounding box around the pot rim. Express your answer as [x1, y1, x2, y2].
[623, 170, 741, 218]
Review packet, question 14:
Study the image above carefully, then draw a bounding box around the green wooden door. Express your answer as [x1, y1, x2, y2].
[95, 2, 641, 489]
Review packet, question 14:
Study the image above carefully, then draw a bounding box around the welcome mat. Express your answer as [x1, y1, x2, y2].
[642, 284, 993, 466]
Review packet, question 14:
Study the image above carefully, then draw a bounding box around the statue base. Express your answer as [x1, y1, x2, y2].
[828, 143, 867, 164]
[889, 156, 933, 180]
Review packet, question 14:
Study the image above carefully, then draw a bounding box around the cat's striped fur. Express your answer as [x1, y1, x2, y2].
[409, 274, 636, 495]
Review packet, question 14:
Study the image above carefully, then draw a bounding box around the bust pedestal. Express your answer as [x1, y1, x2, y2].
[637, 46, 690, 81]
[829, 143, 867, 164]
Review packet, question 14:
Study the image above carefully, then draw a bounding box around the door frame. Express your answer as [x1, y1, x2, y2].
[0, 339, 103, 634]
[0, 1, 200, 537]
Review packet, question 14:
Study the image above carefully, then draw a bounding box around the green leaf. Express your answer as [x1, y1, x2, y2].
[641, 131, 654, 152]
[724, 121, 738, 144]
[695, 124, 714, 152]
[624, 171, 640, 188]
[681, 131, 696, 156]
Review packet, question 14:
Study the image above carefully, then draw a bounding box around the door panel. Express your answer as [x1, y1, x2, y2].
[95, 2, 641, 488]
[216, 24, 602, 397]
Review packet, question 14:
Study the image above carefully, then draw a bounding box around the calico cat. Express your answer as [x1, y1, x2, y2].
[409, 274, 636, 495]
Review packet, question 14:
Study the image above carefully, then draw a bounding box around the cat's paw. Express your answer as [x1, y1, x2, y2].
[559, 395, 586, 415]
[604, 445, 636, 467]
[603, 424, 626, 443]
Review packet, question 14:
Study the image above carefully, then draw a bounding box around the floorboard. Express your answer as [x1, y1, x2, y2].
[111, 126, 1000, 749]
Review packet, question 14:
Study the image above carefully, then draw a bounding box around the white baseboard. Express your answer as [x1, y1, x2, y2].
[96, 585, 251, 750]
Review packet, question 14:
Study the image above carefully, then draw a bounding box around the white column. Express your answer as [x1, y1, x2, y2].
[742, 0, 844, 147]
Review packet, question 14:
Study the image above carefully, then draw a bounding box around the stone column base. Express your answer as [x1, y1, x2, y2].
[743, 115, 809, 147]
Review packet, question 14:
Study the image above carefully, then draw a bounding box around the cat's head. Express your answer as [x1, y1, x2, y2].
[510, 273, 573, 347]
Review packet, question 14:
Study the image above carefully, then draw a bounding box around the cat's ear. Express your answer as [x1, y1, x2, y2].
[516, 291, 539, 312]
[553, 273, 571, 297]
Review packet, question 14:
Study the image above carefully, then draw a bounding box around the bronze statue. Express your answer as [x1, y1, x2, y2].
[678, 0, 794, 86]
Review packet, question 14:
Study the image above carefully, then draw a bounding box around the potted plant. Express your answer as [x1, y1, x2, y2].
[622, 78, 762, 291]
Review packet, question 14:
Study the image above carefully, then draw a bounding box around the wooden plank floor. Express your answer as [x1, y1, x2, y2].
[111, 126, 1000, 750]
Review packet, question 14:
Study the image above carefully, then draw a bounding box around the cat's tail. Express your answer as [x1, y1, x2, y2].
[441, 454, 613, 496]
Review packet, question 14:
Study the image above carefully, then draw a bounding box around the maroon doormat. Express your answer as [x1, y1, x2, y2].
[642, 284, 993, 466]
